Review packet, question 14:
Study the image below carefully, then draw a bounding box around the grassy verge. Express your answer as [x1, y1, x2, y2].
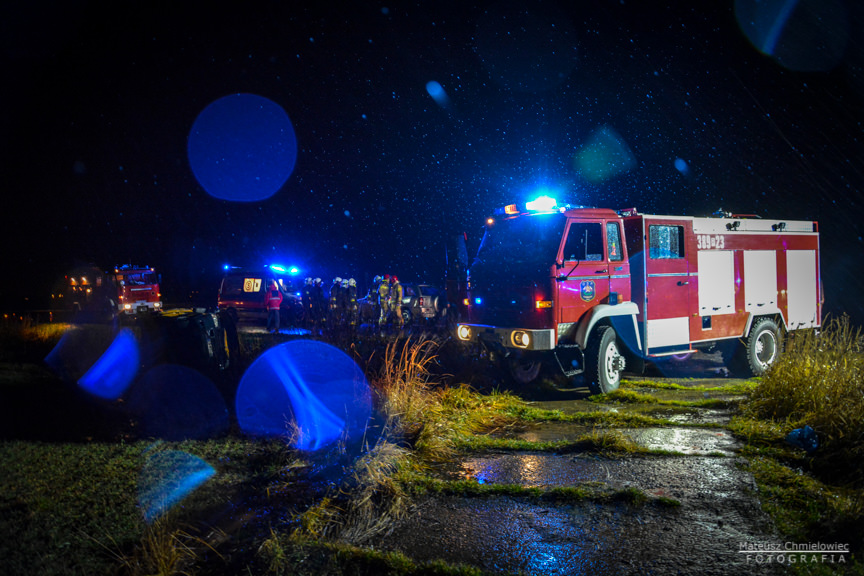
[4, 319, 863, 575]
[588, 388, 740, 408]
[0, 317, 71, 362]
[0, 438, 293, 576]
[728, 316, 864, 573]
[622, 379, 758, 395]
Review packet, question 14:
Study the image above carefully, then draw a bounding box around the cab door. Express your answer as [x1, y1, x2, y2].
[557, 220, 610, 326]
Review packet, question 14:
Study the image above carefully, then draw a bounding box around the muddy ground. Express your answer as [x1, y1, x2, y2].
[0, 323, 799, 575]
[371, 351, 791, 576]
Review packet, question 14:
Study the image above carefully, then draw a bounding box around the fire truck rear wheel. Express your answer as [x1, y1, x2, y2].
[744, 317, 782, 376]
[585, 325, 624, 395]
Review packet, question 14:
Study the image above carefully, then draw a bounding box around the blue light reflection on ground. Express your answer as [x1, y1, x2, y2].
[138, 449, 215, 523]
[235, 340, 371, 451]
[76, 328, 139, 399]
[126, 364, 229, 440]
[187, 93, 297, 202]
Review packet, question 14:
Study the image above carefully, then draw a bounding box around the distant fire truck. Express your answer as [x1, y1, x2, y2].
[61, 264, 162, 318]
[455, 197, 822, 393]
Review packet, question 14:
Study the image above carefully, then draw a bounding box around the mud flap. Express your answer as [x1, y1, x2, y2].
[553, 344, 584, 378]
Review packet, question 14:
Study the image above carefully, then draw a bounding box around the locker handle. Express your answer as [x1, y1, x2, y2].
[678, 281, 689, 286]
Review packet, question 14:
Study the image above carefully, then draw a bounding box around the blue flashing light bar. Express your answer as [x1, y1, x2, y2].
[493, 196, 565, 218]
[525, 195, 557, 211]
[268, 264, 300, 276]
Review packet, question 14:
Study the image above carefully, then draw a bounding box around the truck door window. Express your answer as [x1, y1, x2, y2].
[649, 225, 685, 259]
[606, 222, 623, 262]
[563, 222, 603, 261]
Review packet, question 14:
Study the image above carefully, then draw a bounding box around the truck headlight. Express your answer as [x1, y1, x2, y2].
[457, 325, 471, 341]
[511, 331, 531, 348]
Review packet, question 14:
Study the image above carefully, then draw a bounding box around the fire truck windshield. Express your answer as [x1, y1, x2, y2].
[117, 272, 157, 285]
[472, 213, 565, 276]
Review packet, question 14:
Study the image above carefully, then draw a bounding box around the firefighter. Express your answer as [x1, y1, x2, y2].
[377, 274, 391, 328]
[266, 281, 283, 333]
[346, 278, 358, 328]
[301, 277, 314, 328]
[340, 277, 350, 311]
[390, 275, 404, 329]
[311, 278, 326, 332]
[329, 277, 343, 327]
[367, 275, 383, 324]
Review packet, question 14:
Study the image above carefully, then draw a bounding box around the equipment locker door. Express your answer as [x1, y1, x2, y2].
[644, 219, 692, 353]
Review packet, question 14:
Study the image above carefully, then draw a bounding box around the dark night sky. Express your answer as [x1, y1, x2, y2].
[3, 1, 863, 324]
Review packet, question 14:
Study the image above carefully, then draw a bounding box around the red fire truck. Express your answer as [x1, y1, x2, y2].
[62, 264, 162, 318]
[455, 197, 822, 393]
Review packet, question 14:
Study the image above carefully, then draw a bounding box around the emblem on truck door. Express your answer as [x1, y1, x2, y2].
[580, 280, 596, 302]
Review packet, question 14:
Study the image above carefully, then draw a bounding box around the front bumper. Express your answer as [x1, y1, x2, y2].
[123, 302, 162, 315]
[455, 323, 556, 351]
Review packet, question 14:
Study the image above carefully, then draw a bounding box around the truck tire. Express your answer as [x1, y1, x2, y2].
[585, 325, 625, 395]
[508, 352, 542, 384]
[743, 317, 782, 376]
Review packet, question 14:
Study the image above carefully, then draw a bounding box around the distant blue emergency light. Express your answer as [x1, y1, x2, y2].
[268, 264, 300, 275]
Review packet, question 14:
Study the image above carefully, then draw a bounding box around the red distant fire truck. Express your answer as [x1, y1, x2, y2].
[61, 264, 162, 318]
[455, 197, 822, 393]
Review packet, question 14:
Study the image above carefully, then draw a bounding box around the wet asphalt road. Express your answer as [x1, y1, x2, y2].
[372, 353, 790, 575]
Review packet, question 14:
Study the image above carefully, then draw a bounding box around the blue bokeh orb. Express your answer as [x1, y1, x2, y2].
[187, 93, 297, 202]
[235, 340, 372, 451]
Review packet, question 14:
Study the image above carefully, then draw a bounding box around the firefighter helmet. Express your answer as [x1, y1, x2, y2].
[348, 278, 356, 287]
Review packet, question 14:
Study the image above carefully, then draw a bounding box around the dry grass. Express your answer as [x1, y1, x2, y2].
[283, 337, 526, 552]
[745, 315, 864, 482]
[97, 513, 223, 576]
[370, 337, 456, 461]
[0, 317, 71, 362]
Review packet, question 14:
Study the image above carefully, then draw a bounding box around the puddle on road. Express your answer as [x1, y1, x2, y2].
[508, 421, 740, 455]
[457, 452, 751, 501]
[620, 427, 739, 455]
[378, 455, 781, 575]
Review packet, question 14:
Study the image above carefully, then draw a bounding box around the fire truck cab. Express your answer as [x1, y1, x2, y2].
[61, 264, 162, 319]
[455, 198, 822, 393]
[110, 265, 162, 316]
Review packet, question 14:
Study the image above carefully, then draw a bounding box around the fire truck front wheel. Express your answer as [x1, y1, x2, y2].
[585, 325, 624, 395]
[507, 352, 543, 385]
